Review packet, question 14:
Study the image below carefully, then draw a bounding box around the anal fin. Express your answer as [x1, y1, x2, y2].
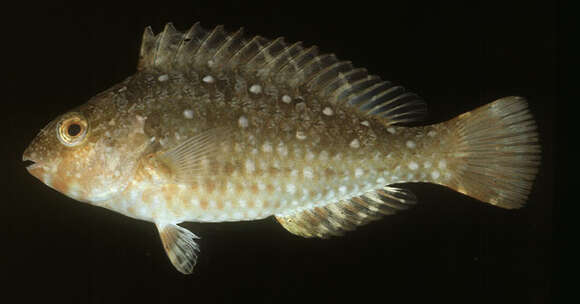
[156, 223, 200, 274]
[275, 186, 417, 238]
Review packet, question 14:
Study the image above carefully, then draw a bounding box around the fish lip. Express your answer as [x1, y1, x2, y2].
[22, 152, 42, 170]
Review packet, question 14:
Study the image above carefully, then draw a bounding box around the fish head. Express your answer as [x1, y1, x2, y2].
[23, 99, 150, 204]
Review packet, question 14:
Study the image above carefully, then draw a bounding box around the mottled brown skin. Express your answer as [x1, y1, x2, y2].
[24, 65, 455, 223]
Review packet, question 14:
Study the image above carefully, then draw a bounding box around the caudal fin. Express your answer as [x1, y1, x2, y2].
[444, 96, 540, 209]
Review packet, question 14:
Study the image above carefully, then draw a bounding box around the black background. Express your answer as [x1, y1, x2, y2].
[2, 1, 557, 303]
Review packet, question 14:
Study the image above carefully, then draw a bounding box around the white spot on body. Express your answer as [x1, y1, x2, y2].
[202, 75, 214, 83]
[306, 150, 315, 161]
[350, 139, 360, 149]
[302, 188, 310, 200]
[339, 185, 347, 195]
[190, 198, 199, 207]
[376, 177, 386, 184]
[138, 206, 149, 217]
[286, 184, 296, 194]
[387, 127, 396, 134]
[248, 209, 258, 218]
[303, 167, 314, 179]
[282, 95, 292, 103]
[438, 160, 447, 169]
[238, 116, 249, 128]
[296, 131, 307, 140]
[258, 182, 266, 191]
[245, 159, 255, 173]
[428, 130, 437, 137]
[262, 142, 273, 153]
[409, 162, 419, 170]
[277, 143, 288, 157]
[431, 171, 440, 179]
[207, 59, 215, 67]
[249, 84, 262, 94]
[183, 109, 194, 119]
[158, 74, 169, 82]
[326, 190, 336, 200]
[406, 140, 416, 149]
[361, 120, 370, 127]
[355, 168, 364, 178]
[323, 107, 334, 116]
[319, 150, 329, 161]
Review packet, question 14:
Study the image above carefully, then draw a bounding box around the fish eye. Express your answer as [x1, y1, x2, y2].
[56, 114, 88, 147]
[67, 123, 81, 136]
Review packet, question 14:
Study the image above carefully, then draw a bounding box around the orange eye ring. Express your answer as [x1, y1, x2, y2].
[56, 113, 88, 147]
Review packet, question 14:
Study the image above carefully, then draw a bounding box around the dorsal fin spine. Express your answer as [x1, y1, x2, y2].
[195, 25, 225, 61]
[277, 45, 319, 85]
[264, 41, 303, 78]
[139, 22, 426, 126]
[212, 28, 245, 65]
[154, 23, 180, 66]
[138, 26, 156, 70]
[246, 36, 285, 69]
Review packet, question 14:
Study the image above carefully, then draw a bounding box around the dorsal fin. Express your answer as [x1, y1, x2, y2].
[137, 23, 426, 126]
[275, 186, 417, 238]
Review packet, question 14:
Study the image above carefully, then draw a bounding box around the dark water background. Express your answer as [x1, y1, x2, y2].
[2, 1, 558, 303]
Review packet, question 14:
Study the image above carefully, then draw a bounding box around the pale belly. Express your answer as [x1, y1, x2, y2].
[105, 167, 389, 224]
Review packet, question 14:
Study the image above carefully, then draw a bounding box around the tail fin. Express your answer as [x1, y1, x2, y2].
[443, 96, 540, 209]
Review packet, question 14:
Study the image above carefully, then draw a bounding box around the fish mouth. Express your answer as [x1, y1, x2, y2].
[23, 159, 40, 170]
[23, 158, 41, 171]
[22, 150, 42, 171]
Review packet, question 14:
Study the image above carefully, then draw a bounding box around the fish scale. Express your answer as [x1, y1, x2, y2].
[23, 22, 540, 274]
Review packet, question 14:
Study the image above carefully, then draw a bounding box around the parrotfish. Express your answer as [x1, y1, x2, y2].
[22, 22, 540, 274]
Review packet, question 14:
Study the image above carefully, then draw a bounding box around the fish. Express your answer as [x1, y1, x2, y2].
[22, 22, 541, 274]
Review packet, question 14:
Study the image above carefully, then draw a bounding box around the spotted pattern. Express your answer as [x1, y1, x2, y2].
[106, 121, 455, 223]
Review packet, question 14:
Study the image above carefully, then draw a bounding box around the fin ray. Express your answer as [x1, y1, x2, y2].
[275, 186, 417, 238]
[157, 128, 229, 183]
[440, 96, 540, 208]
[139, 23, 426, 125]
[156, 223, 200, 274]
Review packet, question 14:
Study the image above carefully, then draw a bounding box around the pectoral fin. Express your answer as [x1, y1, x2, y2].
[156, 223, 200, 274]
[157, 128, 230, 184]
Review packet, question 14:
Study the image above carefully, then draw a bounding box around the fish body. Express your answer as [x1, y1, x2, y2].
[23, 23, 540, 274]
